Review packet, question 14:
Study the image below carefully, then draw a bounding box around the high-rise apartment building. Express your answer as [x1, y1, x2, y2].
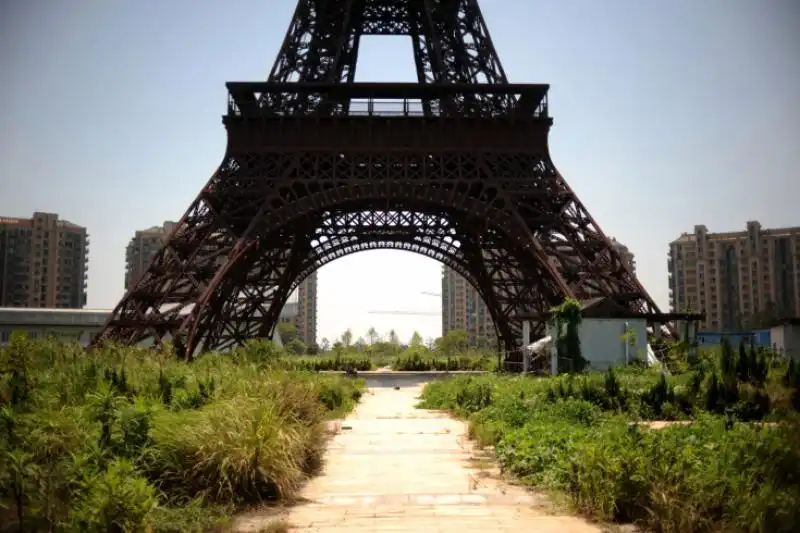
[668, 222, 800, 331]
[441, 265, 495, 345]
[441, 237, 636, 342]
[125, 221, 177, 289]
[124, 222, 318, 346]
[0, 212, 89, 308]
[292, 271, 318, 347]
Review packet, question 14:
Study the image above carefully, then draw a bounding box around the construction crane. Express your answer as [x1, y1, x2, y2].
[367, 291, 442, 316]
[368, 310, 439, 316]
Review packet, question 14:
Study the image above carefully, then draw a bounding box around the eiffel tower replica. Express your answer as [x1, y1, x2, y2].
[93, 0, 664, 362]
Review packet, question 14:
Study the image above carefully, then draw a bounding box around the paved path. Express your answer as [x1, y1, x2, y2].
[234, 382, 602, 532]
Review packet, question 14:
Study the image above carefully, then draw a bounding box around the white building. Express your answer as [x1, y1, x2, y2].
[771, 319, 800, 361]
[531, 298, 649, 373]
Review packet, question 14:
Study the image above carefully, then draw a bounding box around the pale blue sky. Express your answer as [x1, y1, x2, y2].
[1, 0, 797, 345]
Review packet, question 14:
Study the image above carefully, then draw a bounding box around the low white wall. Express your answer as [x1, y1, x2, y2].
[772, 324, 800, 361]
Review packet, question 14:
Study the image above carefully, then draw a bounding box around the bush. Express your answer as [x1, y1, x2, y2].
[281, 353, 375, 372]
[71, 459, 157, 533]
[0, 335, 363, 532]
[287, 327, 499, 372]
[420, 371, 800, 533]
[393, 347, 497, 371]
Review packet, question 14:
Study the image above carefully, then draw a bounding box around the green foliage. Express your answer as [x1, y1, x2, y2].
[286, 337, 307, 355]
[784, 359, 800, 389]
[393, 345, 497, 371]
[420, 369, 800, 533]
[276, 322, 298, 345]
[283, 353, 375, 371]
[340, 329, 353, 347]
[288, 326, 498, 371]
[0, 335, 363, 532]
[551, 298, 587, 373]
[71, 458, 157, 533]
[434, 329, 468, 356]
[409, 331, 424, 347]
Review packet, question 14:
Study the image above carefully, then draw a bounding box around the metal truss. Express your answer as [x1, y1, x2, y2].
[267, 0, 511, 114]
[93, 1, 665, 365]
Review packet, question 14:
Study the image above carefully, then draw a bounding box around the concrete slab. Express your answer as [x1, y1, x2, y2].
[233, 382, 603, 533]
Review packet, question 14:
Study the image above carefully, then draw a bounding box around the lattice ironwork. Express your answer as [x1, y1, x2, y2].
[93, 0, 664, 364]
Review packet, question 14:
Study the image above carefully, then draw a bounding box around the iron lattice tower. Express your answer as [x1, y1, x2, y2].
[93, 0, 663, 364]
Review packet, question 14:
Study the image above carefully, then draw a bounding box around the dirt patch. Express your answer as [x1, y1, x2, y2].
[229, 506, 291, 533]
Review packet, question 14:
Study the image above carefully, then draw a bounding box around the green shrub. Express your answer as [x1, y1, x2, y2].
[393, 349, 496, 371]
[149, 394, 324, 503]
[421, 372, 800, 533]
[71, 459, 157, 533]
[282, 353, 374, 372]
[0, 335, 363, 532]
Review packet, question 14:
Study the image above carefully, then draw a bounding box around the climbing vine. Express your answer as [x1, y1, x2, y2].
[551, 298, 588, 373]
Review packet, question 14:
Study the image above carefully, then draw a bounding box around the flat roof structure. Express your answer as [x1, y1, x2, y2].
[0, 307, 110, 327]
[0, 303, 300, 329]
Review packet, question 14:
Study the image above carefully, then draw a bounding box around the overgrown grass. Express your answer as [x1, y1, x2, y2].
[237, 342, 495, 372]
[392, 347, 497, 371]
[420, 361, 800, 533]
[0, 335, 363, 532]
[279, 353, 376, 372]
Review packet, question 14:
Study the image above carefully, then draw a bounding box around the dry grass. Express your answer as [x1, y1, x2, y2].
[256, 519, 291, 533]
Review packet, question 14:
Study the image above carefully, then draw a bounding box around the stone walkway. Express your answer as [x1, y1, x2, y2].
[234, 382, 603, 532]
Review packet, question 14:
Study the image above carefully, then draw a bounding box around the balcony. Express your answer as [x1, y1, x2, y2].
[226, 82, 550, 120]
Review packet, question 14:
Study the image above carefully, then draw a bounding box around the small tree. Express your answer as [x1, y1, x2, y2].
[366, 327, 380, 345]
[621, 326, 637, 350]
[784, 359, 799, 388]
[621, 325, 640, 366]
[286, 338, 306, 355]
[409, 331, 424, 347]
[748, 344, 768, 386]
[552, 298, 587, 373]
[425, 337, 437, 350]
[340, 329, 353, 347]
[276, 322, 298, 344]
[720, 338, 736, 381]
[433, 329, 468, 357]
[736, 340, 750, 382]
[705, 372, 721, 412]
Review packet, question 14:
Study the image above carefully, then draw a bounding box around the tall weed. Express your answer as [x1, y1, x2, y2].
[0, 336, 363, 532]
